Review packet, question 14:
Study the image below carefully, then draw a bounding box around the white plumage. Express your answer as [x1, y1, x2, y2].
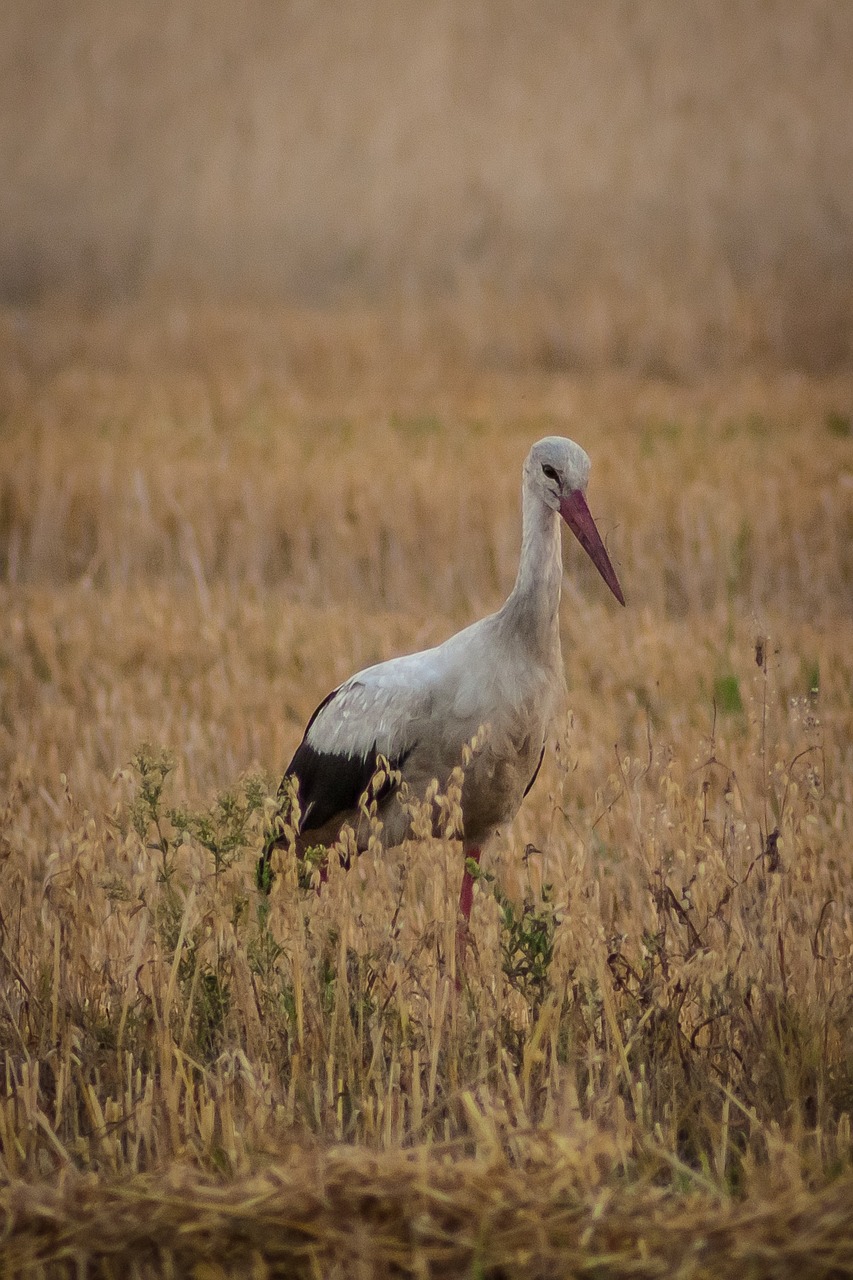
[270, 437, 625, 952]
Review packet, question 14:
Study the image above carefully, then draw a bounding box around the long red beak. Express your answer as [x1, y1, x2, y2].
[559, 490, 625, 606]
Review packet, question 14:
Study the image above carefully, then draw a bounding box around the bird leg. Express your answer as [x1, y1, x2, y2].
[455, 843, 481, 978]
[296, 838, 351, 892]
[458, 844, 481, 922]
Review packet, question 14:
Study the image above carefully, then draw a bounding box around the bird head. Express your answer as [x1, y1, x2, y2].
[526, 437, 625, 606]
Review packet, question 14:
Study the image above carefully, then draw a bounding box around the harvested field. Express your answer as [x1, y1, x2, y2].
[1, 304, 852, 1276]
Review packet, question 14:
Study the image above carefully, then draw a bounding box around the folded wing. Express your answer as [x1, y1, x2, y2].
[282, 654, 437, 834]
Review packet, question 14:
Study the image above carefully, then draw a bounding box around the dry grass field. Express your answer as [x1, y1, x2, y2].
[1, 304, 852, 1275]
[5, 2, 853, 371]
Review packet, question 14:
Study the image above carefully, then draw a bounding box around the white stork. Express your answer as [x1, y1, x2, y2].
[268, 437, 624, 959]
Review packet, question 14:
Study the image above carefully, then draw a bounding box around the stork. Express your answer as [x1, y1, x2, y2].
[264, 437, 624, 966]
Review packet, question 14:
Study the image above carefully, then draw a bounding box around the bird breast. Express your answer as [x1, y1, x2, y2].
[447, 650, 561, 840]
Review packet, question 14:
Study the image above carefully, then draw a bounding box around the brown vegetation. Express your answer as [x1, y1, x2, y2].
[1, 304, 852, 1274]
[4, 2, 853, 370]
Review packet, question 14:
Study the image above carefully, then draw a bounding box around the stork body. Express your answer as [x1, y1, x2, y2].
[271, 438, 624, 954]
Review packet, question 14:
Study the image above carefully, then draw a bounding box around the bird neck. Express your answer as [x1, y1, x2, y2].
[502, 488, 563, 654]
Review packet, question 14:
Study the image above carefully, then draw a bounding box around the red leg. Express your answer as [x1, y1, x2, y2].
[458, 844, 481, 923]
[307, 844, 348, 891]
[455, 843, 481, 981]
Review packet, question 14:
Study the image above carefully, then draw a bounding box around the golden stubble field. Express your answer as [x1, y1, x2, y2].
[1, 304, 852, 1276]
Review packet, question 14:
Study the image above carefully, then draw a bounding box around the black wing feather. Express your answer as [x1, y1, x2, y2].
[523, 743, 546, 799]
[280, 687, 413, 834]
[286, 737, 384, 833]
[260, 689, 398, 891]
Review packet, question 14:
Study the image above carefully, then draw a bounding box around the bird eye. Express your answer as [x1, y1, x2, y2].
[541, 464, 560, 483]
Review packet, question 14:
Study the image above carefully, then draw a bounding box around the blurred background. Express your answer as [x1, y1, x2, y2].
[3, 3, 853, 1232]
[3, 0, 853, 374]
